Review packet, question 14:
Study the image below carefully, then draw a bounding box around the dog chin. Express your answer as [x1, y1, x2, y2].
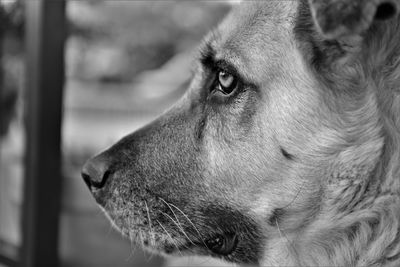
[129, 231, 194, 258]
[99, 205, 194, 256]
[150, 243, 193, 257]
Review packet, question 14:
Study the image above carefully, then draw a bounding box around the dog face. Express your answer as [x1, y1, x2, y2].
[82, 0, 400, 265]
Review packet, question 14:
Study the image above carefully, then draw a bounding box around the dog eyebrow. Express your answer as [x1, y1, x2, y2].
[199, 41, 250, 84]
[199, 41, 216, 68]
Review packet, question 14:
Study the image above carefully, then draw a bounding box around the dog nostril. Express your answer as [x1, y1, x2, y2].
[91, 170, 111, 189]
[81, 171, 93, 190]
[81, 156, 113, 190]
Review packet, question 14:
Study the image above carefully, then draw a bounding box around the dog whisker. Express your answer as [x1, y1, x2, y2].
[138, 231, 143, 245]
[146, 252, 155, 262]
[159, 210, 196, 247]
[139, 230, 155, 262]
[281, 180, 306, 210]
[275, 219, 299, 261]
[159, 198, 184, 227]
[156, 220, 183, 256]
[125, 232, 137, 262]
[159, 198, 197, 246]
[167, 202, 208, 248]
[138, 231, 151, 261]
[196, 255, 214, 266]
[145, 201, 156, 247]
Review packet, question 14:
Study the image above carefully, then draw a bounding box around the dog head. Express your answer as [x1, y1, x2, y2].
[82, 1, 400, 265]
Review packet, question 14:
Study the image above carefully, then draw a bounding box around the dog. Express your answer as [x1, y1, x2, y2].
[81, 0, 400, 266]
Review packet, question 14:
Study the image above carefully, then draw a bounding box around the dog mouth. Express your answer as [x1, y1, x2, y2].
[139, 232, 238, 256]
[145, 231, 239, 257]
[87, 175, 262, 264]
[99, 195, 240, 257]
[90, 182, 263, 264]
[110, 212, 239, 257]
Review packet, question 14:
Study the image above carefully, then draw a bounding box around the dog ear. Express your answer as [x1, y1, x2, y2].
[297, 0, 400, 69]
[308, 0, 399, 40]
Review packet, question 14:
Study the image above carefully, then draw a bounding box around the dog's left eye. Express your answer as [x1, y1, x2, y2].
[216, 70, 238, 95]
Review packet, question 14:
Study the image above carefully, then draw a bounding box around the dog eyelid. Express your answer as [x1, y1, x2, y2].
[215, 60, 240, 79]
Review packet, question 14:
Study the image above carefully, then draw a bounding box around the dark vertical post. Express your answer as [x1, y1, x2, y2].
[21, 0, 66, 267]
[0, 5, 5, 133]
[0, 5, 18, 267]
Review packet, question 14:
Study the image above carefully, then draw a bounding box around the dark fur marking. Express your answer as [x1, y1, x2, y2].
[201, 204, 263, 265]
[375, 2, 397, 20]
[268, 208, 285, 226]
[196, 117, 207, 140]
[200, 42, 216, 68]
[281, 147, 294, 160]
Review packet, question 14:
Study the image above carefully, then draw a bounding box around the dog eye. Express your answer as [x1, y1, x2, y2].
[216, 70, 238, 95]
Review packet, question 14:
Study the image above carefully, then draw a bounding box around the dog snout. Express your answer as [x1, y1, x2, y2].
[81, 155, 112, 191]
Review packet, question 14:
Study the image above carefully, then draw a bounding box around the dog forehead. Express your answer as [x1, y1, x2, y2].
[220, 1, 298, 39]
[210, 1, 300, 84]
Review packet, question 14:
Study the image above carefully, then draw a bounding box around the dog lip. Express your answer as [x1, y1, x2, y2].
[159, 241, 193, 255]
[91, 188, 108, 207]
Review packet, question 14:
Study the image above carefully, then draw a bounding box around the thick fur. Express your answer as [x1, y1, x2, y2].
[82, 1, 400, 266]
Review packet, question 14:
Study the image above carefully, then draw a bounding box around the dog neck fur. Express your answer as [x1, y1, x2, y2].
[262, 5, 400, 266]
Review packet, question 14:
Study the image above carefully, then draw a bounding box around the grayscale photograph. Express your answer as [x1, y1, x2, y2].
[1, 0, 400, 266]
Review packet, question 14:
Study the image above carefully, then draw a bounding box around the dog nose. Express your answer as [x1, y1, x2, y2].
[81, 155, 112, 190]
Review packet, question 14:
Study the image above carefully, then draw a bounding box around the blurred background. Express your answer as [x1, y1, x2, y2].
[0, 1, 234, 266]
